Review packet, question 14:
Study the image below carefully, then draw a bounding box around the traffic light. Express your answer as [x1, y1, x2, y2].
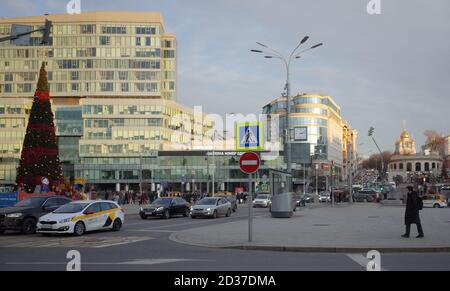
[368, 126, 375, 137]
[41, 19, 52, 45]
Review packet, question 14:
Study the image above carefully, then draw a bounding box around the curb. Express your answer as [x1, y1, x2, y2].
[223, 245, 450, 253]
[169, 233, 450, 253]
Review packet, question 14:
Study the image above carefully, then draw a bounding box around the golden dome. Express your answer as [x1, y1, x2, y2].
[400, 130, 409, 139]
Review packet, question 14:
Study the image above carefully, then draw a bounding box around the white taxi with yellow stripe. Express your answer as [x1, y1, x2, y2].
[37, 200, 124, 236]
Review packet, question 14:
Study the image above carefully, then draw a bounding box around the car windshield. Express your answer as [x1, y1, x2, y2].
[152, 198, 173, 205]
[14, 197, 47, 207]
[197, 198, 218, 205]
[53, 203, 90, 213]
[256, 195, 269, 199]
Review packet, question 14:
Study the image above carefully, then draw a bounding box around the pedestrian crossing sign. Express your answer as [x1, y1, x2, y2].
[235, 121, 263, 151]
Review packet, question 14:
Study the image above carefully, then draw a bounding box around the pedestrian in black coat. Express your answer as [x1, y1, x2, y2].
[402, 186, 424, 238]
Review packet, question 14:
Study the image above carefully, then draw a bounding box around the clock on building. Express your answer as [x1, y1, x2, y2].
[294, 127, 308, 141]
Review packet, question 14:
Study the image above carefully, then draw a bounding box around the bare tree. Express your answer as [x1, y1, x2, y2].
[422, 130, 445, 156]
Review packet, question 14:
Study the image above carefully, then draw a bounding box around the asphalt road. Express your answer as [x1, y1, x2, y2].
[1, 205, 450, 271]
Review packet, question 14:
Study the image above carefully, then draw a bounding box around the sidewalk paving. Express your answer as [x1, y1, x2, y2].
[170, 204, 450, 253]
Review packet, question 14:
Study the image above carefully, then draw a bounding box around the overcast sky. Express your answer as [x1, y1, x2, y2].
[2, 0, 449, 155]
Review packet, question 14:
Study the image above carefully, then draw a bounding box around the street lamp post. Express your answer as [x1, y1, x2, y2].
[139, 153, 143, 196]
[211, 131, 217, 197]
[251, 38, 323, 175]
[368, 127, 385, 184]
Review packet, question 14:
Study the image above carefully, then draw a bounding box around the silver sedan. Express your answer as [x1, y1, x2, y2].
[190, 197, 232, 218]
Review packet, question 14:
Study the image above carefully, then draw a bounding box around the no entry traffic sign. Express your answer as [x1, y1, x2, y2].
[239, 152, 260, 174]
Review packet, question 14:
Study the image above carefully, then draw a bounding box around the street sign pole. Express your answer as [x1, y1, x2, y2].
[239, 152, 260, 243]
[248, 172, 253, 242]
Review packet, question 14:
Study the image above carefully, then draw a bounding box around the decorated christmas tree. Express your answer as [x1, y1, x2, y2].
[16, 62, 62, 193]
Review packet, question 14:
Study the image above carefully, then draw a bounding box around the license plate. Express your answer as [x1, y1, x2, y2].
[41, 224, 53, 229]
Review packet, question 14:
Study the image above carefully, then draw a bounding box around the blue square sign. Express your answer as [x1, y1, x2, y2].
[236, 122, 263, 151]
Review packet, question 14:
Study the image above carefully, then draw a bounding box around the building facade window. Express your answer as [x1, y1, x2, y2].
[415, 162, 421, 172]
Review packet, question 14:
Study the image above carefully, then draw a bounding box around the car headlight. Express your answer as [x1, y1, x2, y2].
[139, 207, 143, 212]
[190, 206, 194, 211]
[206, 208, 211, 212]
[59, 217, 73, 224]
[6, 213, 22, 218]
[156, 207, 164, 212]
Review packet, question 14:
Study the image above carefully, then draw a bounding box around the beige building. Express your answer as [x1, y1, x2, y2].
[0, 11, 177, 101]
[342, 122, 358, 185]
[388, 129, 442, 183]
[0, 11, 217, 188]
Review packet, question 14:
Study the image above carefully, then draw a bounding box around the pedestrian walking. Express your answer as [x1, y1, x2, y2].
[402, 186, 424, 238]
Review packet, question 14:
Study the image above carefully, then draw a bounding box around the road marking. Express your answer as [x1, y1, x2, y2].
[346, 254, 388, 271]
[127, 229, 179, 233]
[6, 258, 209, 266]
[117, 258, 209, 265]
[126, 216, 244, 230]
[0, 236, 153, 248]
[93, 237, 151, 248]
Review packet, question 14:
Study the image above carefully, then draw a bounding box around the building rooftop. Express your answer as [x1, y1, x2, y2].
[0, 10, 165, 26]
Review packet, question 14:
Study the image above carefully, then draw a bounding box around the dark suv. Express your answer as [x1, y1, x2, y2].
[0, 196, 71, 234]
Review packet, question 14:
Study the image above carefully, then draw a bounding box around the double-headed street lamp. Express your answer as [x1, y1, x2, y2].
[251, 37, 323, 174]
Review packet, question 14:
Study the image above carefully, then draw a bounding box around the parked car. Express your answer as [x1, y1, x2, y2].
[319, 192, 331, 203]
[190, 197, 231, 218]
[296, 194, 314, 206]
[422, 194, 448, 208]
[253, 194, 272, 208]
[37, 200, 124, 236]
[216, 194, 238, 212]
[0, 196, 72, 234]
[353, 189, 377, 202]
[139, 197, 190, 219]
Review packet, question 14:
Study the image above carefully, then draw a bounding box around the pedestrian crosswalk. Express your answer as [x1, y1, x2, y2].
[0, 235, 153, 248]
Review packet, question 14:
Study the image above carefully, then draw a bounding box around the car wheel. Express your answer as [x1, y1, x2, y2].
[226, 209, 231, 217]
[212, 210, 218, 219]
[163, 209, 170, 219]
[0, 229, 5, 234]
[21, 218, 36, 234]
[112, 219, 122, 231]
[433, 204, 440, 208]
[140, 213, 147, 220]
[183, 208, 189, 217]
[191, 215, 196, 219]
[74, 221, 85, 236]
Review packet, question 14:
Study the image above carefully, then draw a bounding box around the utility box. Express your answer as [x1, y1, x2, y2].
[269, 169, 294, 218]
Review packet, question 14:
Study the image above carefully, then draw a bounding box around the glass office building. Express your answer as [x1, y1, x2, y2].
[263, 93, 357, 191]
